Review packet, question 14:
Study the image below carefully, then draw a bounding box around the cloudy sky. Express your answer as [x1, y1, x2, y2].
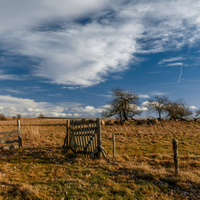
[0, 0, 200, 118]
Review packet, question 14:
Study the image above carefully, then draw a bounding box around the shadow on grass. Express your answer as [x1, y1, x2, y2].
[0, 147, 80, 165]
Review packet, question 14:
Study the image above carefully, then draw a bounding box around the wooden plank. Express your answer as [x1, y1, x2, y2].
[63, 120, 70, 148]
[82, 124, 87, 156]
[0, 140, 19, 144]
[70, 127, 97, 133]
[87, 124, 91, 155]
[73, 133, 95, 137]
[0, 130, 18, 135]
[91, 124, 96, 152]
[67, 120, 70, 147]
[76, 125, 81, 152]
[97, 118, 102, 158]
[85, 124, 89, 156]
[79, 125, 83, 152]
[80, 124, 84, 154]
[0, 131, 18, 141]
[72, 125, 77, 153]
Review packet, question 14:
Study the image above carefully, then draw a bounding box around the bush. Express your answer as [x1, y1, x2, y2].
[0, 114, 7, 120]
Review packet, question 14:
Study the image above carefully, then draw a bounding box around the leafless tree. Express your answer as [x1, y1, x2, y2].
[164, 99, 192, 120]
[194, 109, 200, 119]
[17, 114, 21, 119]
[147, 95, 169, 119]
[102, 88, 141, 121]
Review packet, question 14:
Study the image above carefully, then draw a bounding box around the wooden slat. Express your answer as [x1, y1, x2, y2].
[79, 125, 83, 151]
[97, 118, 102, 158]
[88, 123, 92, 153]
[73, 133, 95, 137]
[0, 131, 18, 141]
[91, 123, 95, 153]
[83, 124, 87, 155]
[0, 130, 17, 135]
[80, 124, 84, 154]
[69, 127, 97, 133]
[77, 125, 81, 153]
[0, 140, 19, 144]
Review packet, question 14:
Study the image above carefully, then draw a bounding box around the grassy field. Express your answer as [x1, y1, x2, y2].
[0, 118, 199, 199]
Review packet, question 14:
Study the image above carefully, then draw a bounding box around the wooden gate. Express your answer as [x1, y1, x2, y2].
[0, 120, 22, 150]
[63, 118, 107, 158]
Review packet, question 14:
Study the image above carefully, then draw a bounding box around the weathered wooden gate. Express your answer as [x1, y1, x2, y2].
[0, 120, 22, 150]
[63, 118, 107, 158]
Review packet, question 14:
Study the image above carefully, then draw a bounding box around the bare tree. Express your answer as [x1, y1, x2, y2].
[194, 109, 200, 119]
[102, 88, 141, 121]
[164, 99, 192, 120]
[17, 114, 21, 119]
[147, 95, 169, 119]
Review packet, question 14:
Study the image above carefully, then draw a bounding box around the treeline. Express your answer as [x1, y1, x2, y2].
[102, 88, 200, 121]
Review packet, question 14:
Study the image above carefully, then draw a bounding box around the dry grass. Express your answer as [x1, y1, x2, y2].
[0, 118, 199, 199]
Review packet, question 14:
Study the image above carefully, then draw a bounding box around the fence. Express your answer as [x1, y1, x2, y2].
[0, 120, 22, 150]
[63, 118, 107, 158]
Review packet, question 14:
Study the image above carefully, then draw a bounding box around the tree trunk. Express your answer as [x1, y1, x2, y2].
[159, 110, 161, 119]
[123, 109, 128, 121]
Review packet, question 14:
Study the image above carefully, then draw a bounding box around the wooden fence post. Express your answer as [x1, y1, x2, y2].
[63, 120, 70, 149]
[17, 120, 22, 148]
[113, 133, 115, 158]
[97, 118, 102, 158]
[172, 139, 179, 174]
[66, 120, 70, 147]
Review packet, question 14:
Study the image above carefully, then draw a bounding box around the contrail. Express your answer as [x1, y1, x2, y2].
[177, 46, 191, 84]
[178, 65, 182, 84]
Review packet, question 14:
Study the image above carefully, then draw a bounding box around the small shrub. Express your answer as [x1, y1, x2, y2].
[0, 114, 6, 121]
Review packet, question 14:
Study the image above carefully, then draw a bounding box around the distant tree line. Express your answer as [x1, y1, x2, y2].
[102, 88, 199, 121]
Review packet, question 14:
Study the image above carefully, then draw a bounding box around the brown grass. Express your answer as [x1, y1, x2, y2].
[0, 118, 199, 199]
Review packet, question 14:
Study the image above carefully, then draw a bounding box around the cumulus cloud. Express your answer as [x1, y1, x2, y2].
[1, 0, 200, 86]
[0, 95, 104, 118]
[190, 105, 197, 110]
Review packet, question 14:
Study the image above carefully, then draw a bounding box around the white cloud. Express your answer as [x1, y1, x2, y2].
[1, 1, 200, 85]
[158, 57, 184, 65]
[190, 105, 197, 110]
[141, 101, 149, 107]
[139, 94, 150, 99]
[165, 63, 183, 66]
[0, 95, 106, 118]
[150, 91, 167, 96]
[71, 105, 103, 117]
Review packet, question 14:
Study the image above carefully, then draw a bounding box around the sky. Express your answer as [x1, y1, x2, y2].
[0, 0, 200, 118]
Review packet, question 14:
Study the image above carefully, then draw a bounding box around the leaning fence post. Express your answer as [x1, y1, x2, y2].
[66, 120, 70, 147]
[17, 120, 22, 148]
[172, 139, 179, 174]
[63, 120, 70, 149]
[112, 133, 115, 158]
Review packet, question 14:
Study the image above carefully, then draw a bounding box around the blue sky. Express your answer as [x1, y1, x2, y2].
[0, 0, 200, 118]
